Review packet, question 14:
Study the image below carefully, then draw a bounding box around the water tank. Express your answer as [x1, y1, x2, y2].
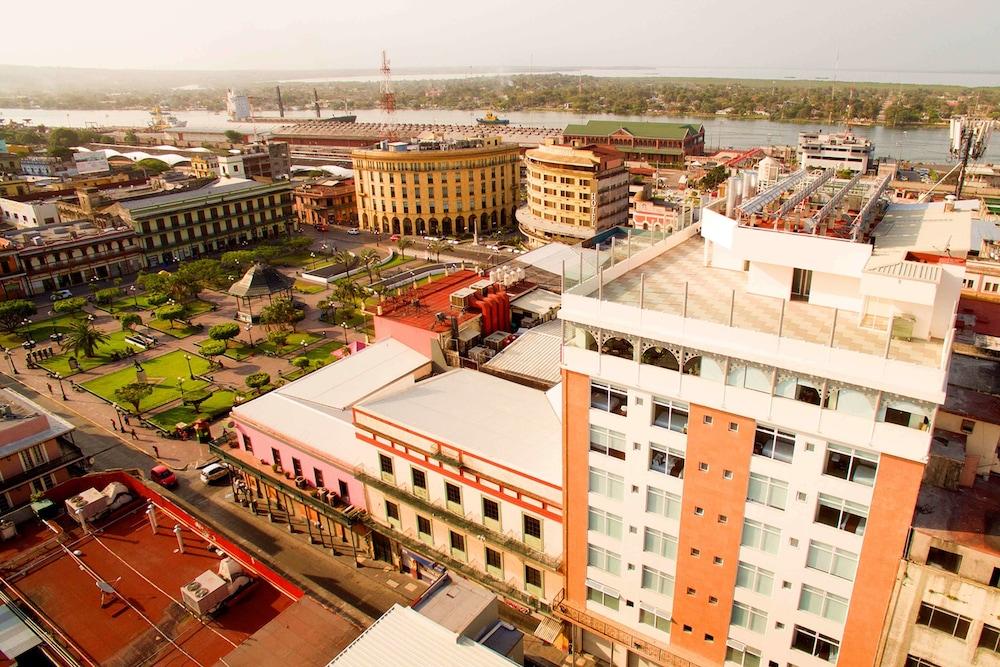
[742, 171, 754, 200]
[725, 175, 739, 216]
[758, 157, 780, 188]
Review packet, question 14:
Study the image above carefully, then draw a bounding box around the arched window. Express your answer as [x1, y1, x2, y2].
[602, 336, 634, 360]
[641, 346, 679, 371]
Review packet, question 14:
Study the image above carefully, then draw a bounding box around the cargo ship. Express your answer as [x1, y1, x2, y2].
[477, 112, 510, 125]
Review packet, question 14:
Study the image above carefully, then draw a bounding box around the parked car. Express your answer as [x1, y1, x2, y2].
[389, 234, 400, 242]
[50, 289, 73, 301]
[423, 235, 441, 242]
[446, 238, 460, 245]
[149, 465, 178, 489]
[199, 463, 230, 484]
[347, 228, 360, 235]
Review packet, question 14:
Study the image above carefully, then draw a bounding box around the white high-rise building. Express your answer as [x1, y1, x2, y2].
[226, 89, 251, 122]
[797, 131, 874, 173]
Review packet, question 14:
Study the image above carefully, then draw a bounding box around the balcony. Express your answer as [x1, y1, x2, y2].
[355, 466, 561, 571]
[0, 437, 85, 496]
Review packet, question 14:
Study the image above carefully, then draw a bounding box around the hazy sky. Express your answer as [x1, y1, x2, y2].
[4, 0, 999, 73]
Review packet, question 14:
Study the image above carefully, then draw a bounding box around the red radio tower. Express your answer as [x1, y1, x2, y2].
[379, 50, 398, 142]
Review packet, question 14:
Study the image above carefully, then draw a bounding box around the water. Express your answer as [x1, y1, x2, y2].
[2, 107, 997, 164]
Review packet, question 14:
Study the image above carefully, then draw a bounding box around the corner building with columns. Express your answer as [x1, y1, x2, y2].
[554, 170, 970, 667]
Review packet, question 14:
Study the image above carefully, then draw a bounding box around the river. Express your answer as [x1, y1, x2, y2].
[2, 107, 997, 164]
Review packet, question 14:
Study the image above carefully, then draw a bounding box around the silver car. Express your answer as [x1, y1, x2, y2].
[199, 462, 230, 484]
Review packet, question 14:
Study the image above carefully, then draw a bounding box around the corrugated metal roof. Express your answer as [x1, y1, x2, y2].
[327, 604, 518, 666]
[484, 320, 563, 386]
[866, 260, 942, 282]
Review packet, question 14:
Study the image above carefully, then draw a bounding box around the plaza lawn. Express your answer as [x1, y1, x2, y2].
[197, 339, 253, 361]
[0, 312, 90, 349]
[147, 390, 236, 431]
[147, 318, 200, 339]
[106, 296, 214, 317]
[378, 254, 413, 272]
[81, 350, 213, 414]
[257, 331, 322, 357]
[37, 330, 139, 376]
[293, 280, 326, 295]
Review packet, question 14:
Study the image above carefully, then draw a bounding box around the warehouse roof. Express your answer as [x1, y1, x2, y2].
[563, 120, 703, 140]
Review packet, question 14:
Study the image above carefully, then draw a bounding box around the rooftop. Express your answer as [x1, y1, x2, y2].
[563, 120, 703, 141]
[227, 262, 294, 298]
[356, 369, 562, 487]
[327, 604, 518, 667]
[0, 389, 74, 458]
[374, 270, 485, 333]
[913, 475, 1000, 557]
[483, 319, 563, 388]
[115, 177, 279, 212]
[412, 574, 496, 636]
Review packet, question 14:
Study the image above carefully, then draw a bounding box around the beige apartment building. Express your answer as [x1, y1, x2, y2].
[516, 143, 629, 248]
[352, 136, 520, 238]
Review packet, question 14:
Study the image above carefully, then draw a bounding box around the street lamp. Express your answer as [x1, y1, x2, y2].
[184, 353, 193, 380]
[129, 285, 138, 308]
[3, 348, 17, 375]
[246, 323, 254, 346]
[177, 377, 186, 401]
[113, 404, 125, 430]
[340, 321, 350, 347]
[54, 373, 67, 401]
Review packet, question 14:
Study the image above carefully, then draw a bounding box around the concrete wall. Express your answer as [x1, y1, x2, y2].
[0, 199, 59, 227]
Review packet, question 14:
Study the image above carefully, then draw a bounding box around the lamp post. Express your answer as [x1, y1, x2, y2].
[129, 285, 138, 309]
[177, 377, 186, 401]
[340, 321, 350, 347]
[54, 373, 67, 401]
[113, 404, 125, 430]
[246, 323, 254, 346]
[184, 353, 193, 380]
[3, 348, 17, 375]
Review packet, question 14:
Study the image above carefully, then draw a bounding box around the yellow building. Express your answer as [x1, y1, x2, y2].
[352, 136, 520, 238]
[190, 154, 220, 179]
[516, 143, 629, 247]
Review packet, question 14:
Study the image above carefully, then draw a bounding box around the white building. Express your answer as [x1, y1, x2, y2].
[797, 131, 874, 173]
[0, 197, 60, 228]
[555, 172, 968, 666]
[226, 89, 252, 122]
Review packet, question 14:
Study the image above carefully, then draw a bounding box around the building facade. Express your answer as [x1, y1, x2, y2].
[0, 244, 28, 300]
[352, 136, 520, 237]
[0, 197, 60, 228]
[797, 132, 874, 174]
[293, 179, 357, 229]
[218, 143, 291, 181]
[562, 121, 705, 168]
[516, 143, 629, 248]
[555, 187, 965, 665]
[190, 154, 220, 179]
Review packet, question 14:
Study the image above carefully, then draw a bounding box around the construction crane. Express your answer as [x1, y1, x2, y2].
[379, 50, 397, 141]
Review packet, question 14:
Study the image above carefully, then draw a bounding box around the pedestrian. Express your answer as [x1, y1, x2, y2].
[131, 428, 138, 441]
[152, 444, 159, 457]
[111, 420, 117, 432]
[46, 383, 53, 395]
[123, 414, 130, 426]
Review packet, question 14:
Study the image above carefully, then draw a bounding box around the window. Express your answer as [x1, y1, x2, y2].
[699, 462, 710, 472]
[445, 482, 462, 512]
[724, 469, 734, 480]
[271, 447, 282, 468]
[775, 374, 823, 405]
[791, 625, 840, 663]
[417, 515, 432, 543]
[590, 425, 626, 460]
[747, 473, 788, 510]
[591, 381, 627, 416]
[741, 519, 780, 554]
[483, 498, 500, 526]
[586, 580, 620, 611]
[736, 562, 774, 595]
[525, 565, 543, 596]
[729, 422, 739, 432]
[731, 601, 767, 634]
[638, 604, 671, 634]
[589, 467, 624, 500]
[916, 603, 971, 639]
[904, 656, 942, 667]
[815, 494, 868, 535]
[523, 514, 542, 547]
[703, 415, 714, 425]
[643, 528, 677, 560]
[991, 567, 1000, 588]
[649, 444, 685, 478]
[979, 624, 1000, 654]
[385, 501, 400, 527]
[806, 541, 859, 581]
[485, 546, 503, 577]
[725, 643, 762, 667]
[824, 444, 878, 486]
[799, 585, 849, 623]
[587, 544, 621, 575]
[243, 434, 254, 453]
[313, 468, 324, 488]
[879, 397, 933, 430]
[588, 508, 624, 540]
[926, 546, 962, 573]
[411, 468, 427, 497]
[646, 486, 682, 520]
[292, 457, 302, 478]
[652, 398, 689, 433]
[449, 531, 467, 560]
[727, 363, 772, 393]
[961, 419, 975, 434]
[753, 426, 795, 463]
[378, 453, 394, 481]
[641, 566, 675, 598]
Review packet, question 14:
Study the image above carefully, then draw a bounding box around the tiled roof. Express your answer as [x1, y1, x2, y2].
[563, 120, 703, 140]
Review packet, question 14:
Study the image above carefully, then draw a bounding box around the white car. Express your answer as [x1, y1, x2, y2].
[423, 235, 441, 242]
[347, 228, 360, 235]
[446, 238, 461, 245]
[199, 463, 230, 484]
[50, 289, 73, 301]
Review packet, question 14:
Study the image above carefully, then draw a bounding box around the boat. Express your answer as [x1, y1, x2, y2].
[328, 114, 357, 123]
[477, 112, 510, 125]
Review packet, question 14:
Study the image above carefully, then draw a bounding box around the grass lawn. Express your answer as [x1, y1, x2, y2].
[81, 350, 213, 413]
[105, 296, 214, 317]
[36, 330, 139, 376]
[379, 255, 413, 272]
[147, 390, 236, 431]
[147, 318, 201, 339]
[201, 340, 254, 361]
[257, 331, 322, 357]
[0, 312, 91, 349]
[293, 280, 326, 295]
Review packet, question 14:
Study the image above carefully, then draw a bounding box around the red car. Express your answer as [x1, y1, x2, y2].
[389, 234, 400, 242]
[149, 465, 178, 489]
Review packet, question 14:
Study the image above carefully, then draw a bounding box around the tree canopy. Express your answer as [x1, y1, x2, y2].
[0, 300, 36, 333]
[259, 297, 305, 331]
[64, 319, 110, 358]
[114, 382, 153, 414]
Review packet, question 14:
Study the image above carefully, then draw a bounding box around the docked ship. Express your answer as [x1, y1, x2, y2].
[477, 112, 510, 125]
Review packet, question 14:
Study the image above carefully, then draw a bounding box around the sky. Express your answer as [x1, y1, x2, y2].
[3, 0, 999, 73]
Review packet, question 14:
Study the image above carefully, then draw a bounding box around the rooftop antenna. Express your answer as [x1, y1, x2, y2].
[379, 50, 397, 141]
[949, 116, 994, 199]
[275, 86, 284, 118]
[313, 89, 321, 119]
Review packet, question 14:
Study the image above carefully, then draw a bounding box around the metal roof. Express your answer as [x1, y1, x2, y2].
[563, 120, 703, 140]
[327, 604, 518, 666]
[227, 263, 294, 298]
[865, 260, 942, 282]
[484, 320, 563, 387]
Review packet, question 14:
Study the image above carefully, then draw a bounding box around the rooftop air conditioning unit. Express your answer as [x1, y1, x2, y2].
[450, 288, 476, 310]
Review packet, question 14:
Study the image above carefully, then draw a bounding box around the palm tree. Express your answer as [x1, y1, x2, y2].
[427, 240, 448, 262]
[64, 319, 111, 358]
[335, 250, 355, 278]
[396, 237, 414, 259]
[334, 280, 365, 311]
[358, 248, 380, 283]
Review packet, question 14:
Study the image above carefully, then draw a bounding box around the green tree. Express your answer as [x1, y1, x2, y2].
[357, 248, 380, 282]
[427, 240, 448, 262]
[114, 382, 153, 415]
[245, 372, 271, 393]
[267, 329, 290, 348]
[155, 303, 186, 329]
[183, 389, 212, 413]
[136, 272, 171, 294]
[146, 292, 169, 307]
[224, 130, 243, 144]
[334, 250, 355, 277]
[0, 300, 36, 333]
[64, 319, 110, 358]
[221, 250, 256, 271]
[135, 158, 170, 174]
[259, 297, 304, 332]
[52, 297, 87, 315]
[94, 287, 122, 305]
[698, 165, 728, 191]
[333, 279, 364, 311]
[208, 322, 241, 347]
[119, 313, 142, 331]
[199, 339, 227, 366]
[48, 127, 80, 149]
[124, 130, 138, 145]
[291, 356, 311, 370]
[396, 237, 414, 259]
